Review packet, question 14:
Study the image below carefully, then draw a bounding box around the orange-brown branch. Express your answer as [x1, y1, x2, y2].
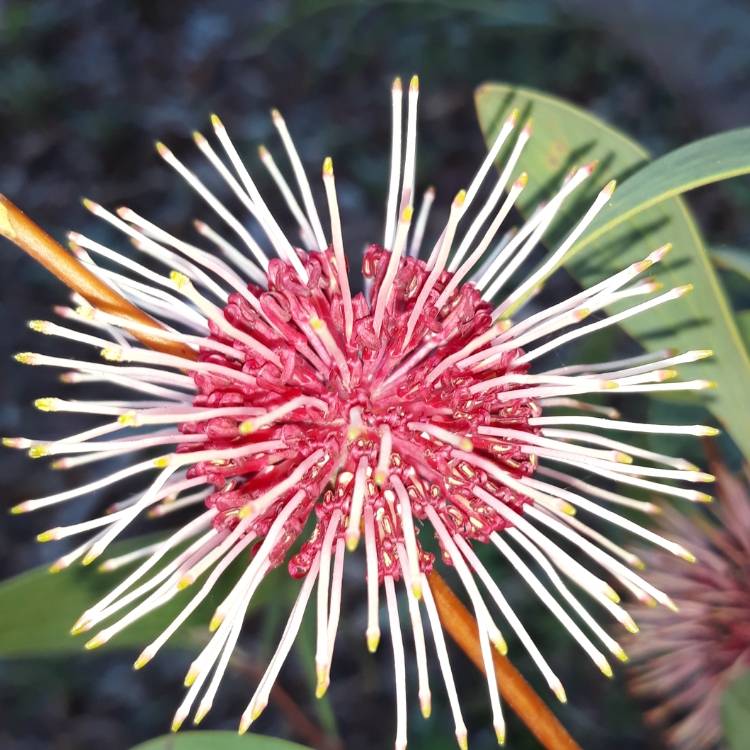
[0, 195, 196, 361]
[429, 570, 582, 750]
[2, 196, 580, 749]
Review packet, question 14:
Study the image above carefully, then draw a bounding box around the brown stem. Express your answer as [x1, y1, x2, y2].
[429, 570, 582, 750]
[231, 652, 342, 750]
[3, 197, 581, 749]
[0, 195, 196, 361]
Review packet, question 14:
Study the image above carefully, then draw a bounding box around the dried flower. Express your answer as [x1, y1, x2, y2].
[5, 76, 717, 749]
[626, 457, 750, 750]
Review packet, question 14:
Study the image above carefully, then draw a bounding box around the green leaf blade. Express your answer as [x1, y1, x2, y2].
[129, 731, 312, 750]
[0, 535, 273, 658]
[722, 671, 750, 750]
[475, 83, 750, 457]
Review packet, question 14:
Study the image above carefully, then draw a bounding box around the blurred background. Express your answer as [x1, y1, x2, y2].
[1, 1, 749, 748]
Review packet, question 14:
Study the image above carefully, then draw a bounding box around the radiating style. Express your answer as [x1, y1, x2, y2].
[626, 458, 750, 750]
[5, 76, 717, 749]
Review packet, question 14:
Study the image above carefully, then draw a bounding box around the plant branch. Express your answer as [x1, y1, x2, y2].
[429, 569, 583, 750]
[231, 650, 342, 750]
[0, 195, 195, 360]
[2, 197, 582, 750]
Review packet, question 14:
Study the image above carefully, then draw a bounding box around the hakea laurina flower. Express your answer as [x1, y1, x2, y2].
[5, 75, 719, 749]
[626, 459, 750, 750]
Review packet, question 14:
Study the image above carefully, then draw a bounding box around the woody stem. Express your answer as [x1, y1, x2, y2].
[429, 570, 582, 750]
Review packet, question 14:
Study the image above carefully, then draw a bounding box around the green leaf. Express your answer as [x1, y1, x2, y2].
[475, 83, 750, 457]
[0, 534, 275, 658]
[738, 311, 750, 349]
[722, 670, 750, 750]
[129, 731, 312, 750]
[712, 245, 750, 284]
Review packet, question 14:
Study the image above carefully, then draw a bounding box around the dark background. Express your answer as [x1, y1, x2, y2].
[1, 1, 749, 749]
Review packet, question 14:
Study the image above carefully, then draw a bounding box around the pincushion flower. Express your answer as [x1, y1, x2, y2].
[4, 75, 718, 749]
[626, 459, 750, 750]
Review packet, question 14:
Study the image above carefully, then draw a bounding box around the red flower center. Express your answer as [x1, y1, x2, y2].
[180, 246, 539, 581]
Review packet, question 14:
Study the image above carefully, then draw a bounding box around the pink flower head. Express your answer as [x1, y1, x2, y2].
[7, 75, 717, 748]
[626, 459, 750, 750]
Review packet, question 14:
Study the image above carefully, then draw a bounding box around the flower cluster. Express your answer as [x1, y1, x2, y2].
[6, 76, 717, 748]
[626, 458, 750, 750]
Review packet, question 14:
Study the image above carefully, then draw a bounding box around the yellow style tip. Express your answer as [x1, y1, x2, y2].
[34, 397, 58, 412]
[322, 156, 334, 176]
[169, 270, 190, 289]
[133, 652, 152, 670]
[36, 529, 58, 543]
[420, 694, 432, 719]
[193, 704, 210, 726]
[192, 130, 206, 146]
[251, 702, 266, 721]
[605, 586, 621, 604]
[366, 628, 380, 653]
[238, 419, 254, 434]
[10, 502, 29, 515]
[554, 684, 567, 704]
[615, 648, 629, 663]
[456, 732, 468, 750]
[184, 667, 199, 687]
[600, 661, 614, 678]
[81, 551, 99, 566]
[493, 637, 508, 656]
[27, 319, 48, 333]
[81, 197, 99, 212]
[84, 634, 106, 650]
[210, 113, 224, 129]
[680, 549, 697, 563]
[209, 613, 224, 632]
[409, 74, 419, 91]
[345, 531, 360, 552]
